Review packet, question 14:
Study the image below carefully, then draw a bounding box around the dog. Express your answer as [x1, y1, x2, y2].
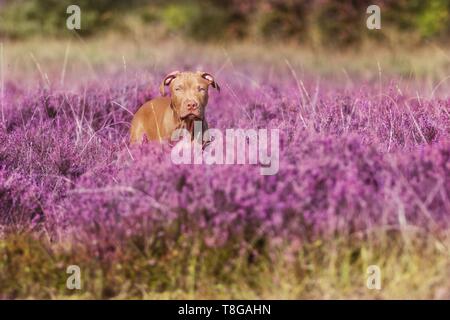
[130, 71, 220, 145]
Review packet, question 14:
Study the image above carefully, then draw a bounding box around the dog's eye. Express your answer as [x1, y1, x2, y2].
[198, 87, 206, 92]
[175, 87, 182, 91]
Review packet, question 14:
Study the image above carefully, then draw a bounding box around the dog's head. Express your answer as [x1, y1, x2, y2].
[159, 71, 220, 122]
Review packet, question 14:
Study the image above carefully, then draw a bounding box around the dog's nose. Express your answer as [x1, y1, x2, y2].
[186, 101, 198, 111]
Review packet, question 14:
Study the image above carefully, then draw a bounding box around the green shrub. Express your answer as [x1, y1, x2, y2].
[416, 0, 450, 38]
[0, 0, 142, 38]
[0, 0, 449, 45]
[161, 2, 230, 41]
[254, 1, 309, 41]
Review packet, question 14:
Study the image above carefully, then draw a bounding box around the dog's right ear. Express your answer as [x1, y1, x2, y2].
[159, 71, 180, 96]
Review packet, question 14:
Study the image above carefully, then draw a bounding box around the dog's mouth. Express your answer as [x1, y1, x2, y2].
[180, 114, 202, 121]
[179, 114, 203, 140]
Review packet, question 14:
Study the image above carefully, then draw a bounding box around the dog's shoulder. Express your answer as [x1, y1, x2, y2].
[141, 96, 171, 111]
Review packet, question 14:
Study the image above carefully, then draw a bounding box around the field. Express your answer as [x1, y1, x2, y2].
[0, 36, 449, 299]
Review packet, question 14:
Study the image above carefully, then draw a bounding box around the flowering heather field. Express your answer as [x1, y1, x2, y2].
[0, 40, 449, 299]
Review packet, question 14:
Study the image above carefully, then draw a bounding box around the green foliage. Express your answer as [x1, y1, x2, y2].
[0, 0, 142, 38]
[315, 1, 371, 46]
[417, 0, 450, 38]
[161, 2, 230, 41]
[254, 1, 309, 41]
[0, 0, 449, 45]
[384, 0, 450, 39]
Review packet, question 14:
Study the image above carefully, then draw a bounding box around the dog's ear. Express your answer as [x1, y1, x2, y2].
[160, 71, 180, 96]
[201, 72, 220, 92]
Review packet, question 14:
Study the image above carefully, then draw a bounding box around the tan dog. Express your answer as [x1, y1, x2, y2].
[130, 71, 220, 144]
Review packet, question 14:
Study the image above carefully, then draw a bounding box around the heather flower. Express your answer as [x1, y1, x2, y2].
[0, 71, 448, 254]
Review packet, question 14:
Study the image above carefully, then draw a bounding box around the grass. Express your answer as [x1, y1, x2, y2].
[1, 230, 449, 299]
[2, 34, 450, 88]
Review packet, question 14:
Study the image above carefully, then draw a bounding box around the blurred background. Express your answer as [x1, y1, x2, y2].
[1, 0, 449, 47]
[1, 0, 450, 87]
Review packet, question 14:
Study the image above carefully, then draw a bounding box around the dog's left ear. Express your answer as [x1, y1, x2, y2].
[160, 70, 180, 96]
[201, 72, 220, 92]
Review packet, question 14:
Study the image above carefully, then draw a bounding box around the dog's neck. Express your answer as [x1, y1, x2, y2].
[178, 117, 204, 143]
